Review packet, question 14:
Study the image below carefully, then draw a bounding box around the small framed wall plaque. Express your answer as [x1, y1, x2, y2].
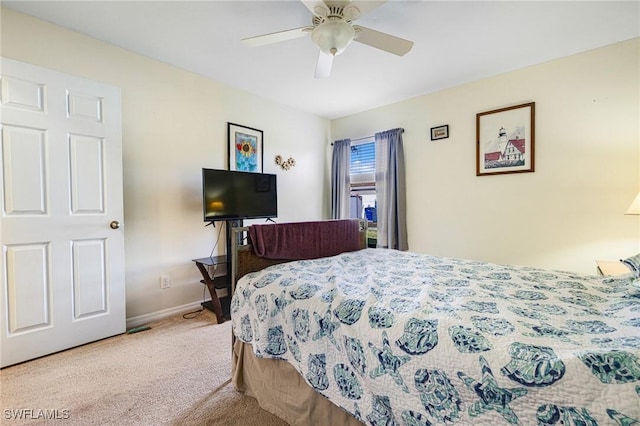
[430, 125, 449, 141]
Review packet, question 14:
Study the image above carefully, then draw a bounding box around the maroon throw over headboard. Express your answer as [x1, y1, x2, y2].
[248, 219, 362, 260]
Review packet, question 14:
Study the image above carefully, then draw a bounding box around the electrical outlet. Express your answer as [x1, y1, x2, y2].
[160, 275, 171, 289]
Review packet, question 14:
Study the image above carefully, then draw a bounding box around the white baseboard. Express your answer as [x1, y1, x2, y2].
[126, 300, 211, 329]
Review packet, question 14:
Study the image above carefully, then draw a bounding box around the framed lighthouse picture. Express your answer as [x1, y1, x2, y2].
[476, 102, 535, 176]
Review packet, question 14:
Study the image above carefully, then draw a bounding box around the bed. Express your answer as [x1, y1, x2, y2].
[230, 219, 640, 425]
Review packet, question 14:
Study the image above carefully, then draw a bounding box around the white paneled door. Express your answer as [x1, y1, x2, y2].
[0, 58, 125, 367]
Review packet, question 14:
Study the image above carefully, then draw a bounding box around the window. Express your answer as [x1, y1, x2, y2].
[349, 139, 376, 224]
[350, 141, 375, 175]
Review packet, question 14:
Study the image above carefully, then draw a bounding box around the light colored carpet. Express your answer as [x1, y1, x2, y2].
[0, 309, 289, 426]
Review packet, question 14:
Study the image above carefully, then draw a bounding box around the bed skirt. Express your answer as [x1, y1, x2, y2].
[232, 340, 363, 426]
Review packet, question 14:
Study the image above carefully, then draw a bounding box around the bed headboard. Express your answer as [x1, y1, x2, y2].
[230, 219, 367, 295]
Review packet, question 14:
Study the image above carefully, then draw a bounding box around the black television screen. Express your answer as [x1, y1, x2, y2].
[202, 168, 277, 222]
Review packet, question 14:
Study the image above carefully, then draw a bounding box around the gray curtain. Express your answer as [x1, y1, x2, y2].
[375, 128, 408, 250]
[331, 138, 351, 219]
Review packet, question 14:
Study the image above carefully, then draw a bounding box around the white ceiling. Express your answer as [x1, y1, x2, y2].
[4, 1, 639, 119]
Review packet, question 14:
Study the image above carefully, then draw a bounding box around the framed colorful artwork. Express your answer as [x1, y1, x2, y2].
[228, 122, 263, 173]
[476, 102, 535, 176]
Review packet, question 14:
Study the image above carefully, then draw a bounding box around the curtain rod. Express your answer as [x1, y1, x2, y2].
[331, 128, 404, 145]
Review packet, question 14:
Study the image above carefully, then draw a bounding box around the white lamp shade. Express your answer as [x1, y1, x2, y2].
[311, 20, 355, 56]
[626, 192, 640, 215]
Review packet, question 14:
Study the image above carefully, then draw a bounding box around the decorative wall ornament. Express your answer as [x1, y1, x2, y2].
[275, 155, 296, 171]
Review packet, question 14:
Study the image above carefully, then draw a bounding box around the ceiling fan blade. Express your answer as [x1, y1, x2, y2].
[242, 27, 312, 47]
[353, 26, 413, 56]
[314, 51, 334, 78]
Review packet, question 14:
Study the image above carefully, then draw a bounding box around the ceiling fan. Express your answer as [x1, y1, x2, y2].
[241, 0, 414, 78]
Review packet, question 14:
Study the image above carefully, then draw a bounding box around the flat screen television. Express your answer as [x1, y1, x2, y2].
[202, 168, 277, 222]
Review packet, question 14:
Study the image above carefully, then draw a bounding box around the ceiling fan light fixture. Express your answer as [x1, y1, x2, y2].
[311, 20, 355, 56]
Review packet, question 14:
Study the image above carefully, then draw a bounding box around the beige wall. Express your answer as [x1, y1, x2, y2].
[333, 38, 640, 274]
[1, 8, 331, 320]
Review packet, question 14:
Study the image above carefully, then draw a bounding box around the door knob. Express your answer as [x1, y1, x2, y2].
[110, 221, 120, 229]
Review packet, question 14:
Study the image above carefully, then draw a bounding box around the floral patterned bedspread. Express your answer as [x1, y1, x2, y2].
[231, 249, 640, 425]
